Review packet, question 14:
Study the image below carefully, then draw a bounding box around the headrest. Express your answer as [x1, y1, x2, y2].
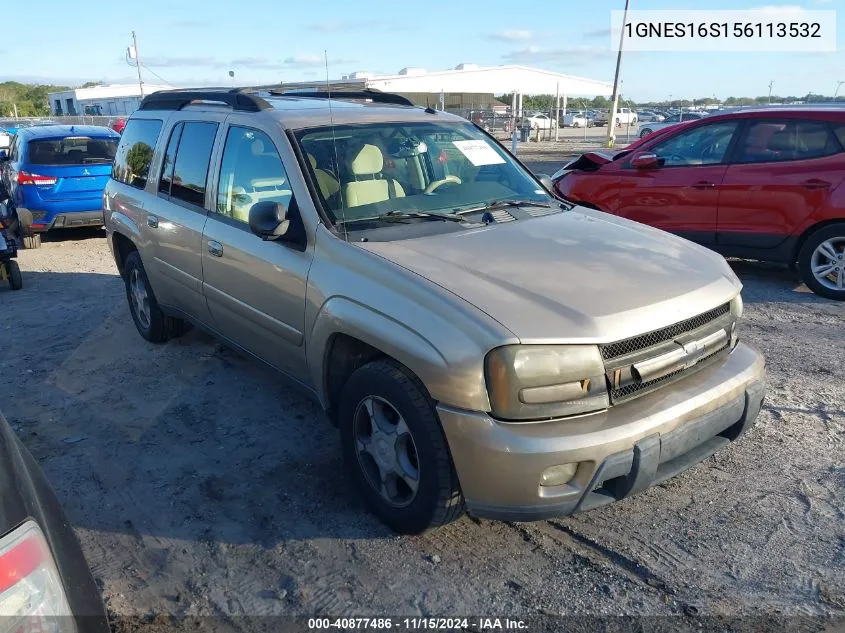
[766, 130, 794, 152]
[350, 144, 383, 176]
[307, 153, 317, 169]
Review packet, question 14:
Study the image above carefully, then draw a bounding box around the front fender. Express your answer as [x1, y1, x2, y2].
[308, 296, 491, 413]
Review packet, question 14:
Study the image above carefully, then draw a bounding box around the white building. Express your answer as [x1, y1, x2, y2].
[47, 84, 172, 117]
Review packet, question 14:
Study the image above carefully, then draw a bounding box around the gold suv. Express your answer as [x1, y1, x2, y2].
[104, 88, 765, 534]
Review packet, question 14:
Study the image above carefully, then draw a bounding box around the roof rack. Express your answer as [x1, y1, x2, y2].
[138, 88, 272, 112]
[268, 87, 414, 107]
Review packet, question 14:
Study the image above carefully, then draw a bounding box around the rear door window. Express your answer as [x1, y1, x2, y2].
[27, 136, 118, 165]
[736, 120, 842, 163]
[158, 123, 183, 196]
[167, 122, 218, 208]
[112, 119, 163, 189]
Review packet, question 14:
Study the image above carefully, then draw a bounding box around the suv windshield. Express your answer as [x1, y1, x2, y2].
[27, 136, 118, 165]
[295, 121, 553, 228]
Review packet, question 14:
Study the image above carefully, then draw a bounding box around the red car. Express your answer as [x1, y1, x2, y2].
[555, 108, 845, 300]
[109, 118, 127, 134]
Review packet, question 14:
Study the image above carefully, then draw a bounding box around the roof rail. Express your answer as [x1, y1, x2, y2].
[268, 87, 414, 107]
[138, 88, 272, 112]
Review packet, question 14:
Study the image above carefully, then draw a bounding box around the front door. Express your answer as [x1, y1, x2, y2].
[200, 124, 313, 382]
[717, 119, 845, 249]
[610, 120, 740, 245]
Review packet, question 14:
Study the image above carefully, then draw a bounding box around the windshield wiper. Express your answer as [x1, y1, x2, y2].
[456, 199, 560, 214]
[382, 210, 473, 223]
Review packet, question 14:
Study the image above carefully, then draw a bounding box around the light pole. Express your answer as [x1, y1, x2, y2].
[768, 80, 774, 104]
[835, 81, 844, 99]
[131, 31, 144, 97]
[606, 0, 631, 148]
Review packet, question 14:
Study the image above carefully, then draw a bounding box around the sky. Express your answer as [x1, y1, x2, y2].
[1, 0, 843, 101]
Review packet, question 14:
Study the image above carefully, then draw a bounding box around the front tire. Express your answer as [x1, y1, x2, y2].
[639, 128, 653, 139]
[123, 251, 190, 342]
[797, 223, 845, 300]
[338, 359, 464, 534]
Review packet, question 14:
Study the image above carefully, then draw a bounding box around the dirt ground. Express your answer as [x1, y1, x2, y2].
[1, 184, 843, 629]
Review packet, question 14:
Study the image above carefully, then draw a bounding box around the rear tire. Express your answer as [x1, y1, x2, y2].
[7, 260, 22, 290]
[797, 223, 845, 300]
[338, 359, 464, 534]
[123, 251, 191, 342]
[639, 128, 653, 139]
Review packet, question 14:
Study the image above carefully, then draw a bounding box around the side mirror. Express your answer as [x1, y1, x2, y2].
[631, 152, 663, 170]
[0, 150, 8, 161]
[248, 201, 289, 240]
[537, 174, 554, 192]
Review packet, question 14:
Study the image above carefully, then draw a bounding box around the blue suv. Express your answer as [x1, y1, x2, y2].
[0, 125, 119, 247]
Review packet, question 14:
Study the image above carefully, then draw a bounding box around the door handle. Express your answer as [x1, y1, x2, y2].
[207, 240, 223, 257]
[802, 178, 830, 190]
[147, 215, 158, 228]
[692, 181, 717, 189]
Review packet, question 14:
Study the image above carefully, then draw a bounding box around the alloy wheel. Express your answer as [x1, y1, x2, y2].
[353, 395, 420, 508]
[810, 237, 845, 291]
[129, 268, 151, 330]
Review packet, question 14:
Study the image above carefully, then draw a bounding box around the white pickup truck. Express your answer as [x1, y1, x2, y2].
[613, 107, 638, 126]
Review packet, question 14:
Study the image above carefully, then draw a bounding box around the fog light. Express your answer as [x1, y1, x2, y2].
[540, 463, 578, 487]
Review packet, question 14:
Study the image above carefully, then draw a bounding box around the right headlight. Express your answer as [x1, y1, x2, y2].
[485, 345, 609, 422]
[730, 294, 743, 348]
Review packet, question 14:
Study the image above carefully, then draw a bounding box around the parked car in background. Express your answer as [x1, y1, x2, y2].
[639, 111, 707, 138]
[109, 117, 127, 134]
[638, 111, 665, 123]
[0, 128, 11, 152]
[555, 107, 845, 299]
[0, 408, 109, 631]
[562, 111, 592, 127]
[104, 88, 764, 533]
[525, 113, 556, 130]
[0, 125, 119, 247]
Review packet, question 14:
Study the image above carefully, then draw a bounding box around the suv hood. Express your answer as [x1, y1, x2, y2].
[359, 208, 741, 344]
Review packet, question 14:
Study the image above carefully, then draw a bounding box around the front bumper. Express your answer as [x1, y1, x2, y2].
[438, 342, 765, 521]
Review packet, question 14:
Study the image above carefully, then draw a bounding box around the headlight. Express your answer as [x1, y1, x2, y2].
[485, 345, 609, 421]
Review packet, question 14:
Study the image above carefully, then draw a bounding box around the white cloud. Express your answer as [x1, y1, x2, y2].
[142, 54, 355, 71]
[308, 19, 396, 32]
[502, 45, 611, 64]
[584, 27, 612, 38]
[490, 29, 533, 42]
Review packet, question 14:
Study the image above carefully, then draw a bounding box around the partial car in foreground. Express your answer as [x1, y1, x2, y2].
[0, 409, 109, 631]
[105, 88, 764, 534]
[556, 107, 845, 299]
[0, 125, 119, 247]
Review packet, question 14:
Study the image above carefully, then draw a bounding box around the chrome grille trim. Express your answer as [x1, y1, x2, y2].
[600, 303, 730, 361]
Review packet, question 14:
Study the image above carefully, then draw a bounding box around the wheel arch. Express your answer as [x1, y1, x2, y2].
[792, 219, 845, 264]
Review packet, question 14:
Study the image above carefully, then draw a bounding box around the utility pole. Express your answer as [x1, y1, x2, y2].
[835, 80, 844, 99]
[606, 0, 630, 148]
[768, 80, 774, 103]
[132, 31, 144, 97]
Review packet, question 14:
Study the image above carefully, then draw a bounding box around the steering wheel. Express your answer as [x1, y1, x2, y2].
[424, 175, 462, 194]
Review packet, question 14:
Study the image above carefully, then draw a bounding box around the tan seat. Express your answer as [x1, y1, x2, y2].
[307, 153, 340, 200]
[343, 144, 405, 208]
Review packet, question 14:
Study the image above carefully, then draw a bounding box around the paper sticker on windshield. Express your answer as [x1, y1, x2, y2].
[452, 140, 506, 166]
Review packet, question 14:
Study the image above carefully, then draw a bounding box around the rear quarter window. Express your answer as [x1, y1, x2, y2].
[112, 119, 163, 189]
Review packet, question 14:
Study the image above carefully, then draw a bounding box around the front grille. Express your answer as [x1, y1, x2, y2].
[609, 341, 729, 403]
[600, 303, 730, 361]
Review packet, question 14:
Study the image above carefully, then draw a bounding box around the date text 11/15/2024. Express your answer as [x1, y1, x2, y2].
[307, 617, 529, 630]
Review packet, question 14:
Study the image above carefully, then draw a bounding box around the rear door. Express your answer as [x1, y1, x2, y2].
[200, 122, 314, 382]
[717, 118, 845, 249]
[609, 120, 741, 245]
[145, 115, 225, 322]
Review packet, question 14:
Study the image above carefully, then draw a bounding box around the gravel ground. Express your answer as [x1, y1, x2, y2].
[1, 212, 843, 631]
